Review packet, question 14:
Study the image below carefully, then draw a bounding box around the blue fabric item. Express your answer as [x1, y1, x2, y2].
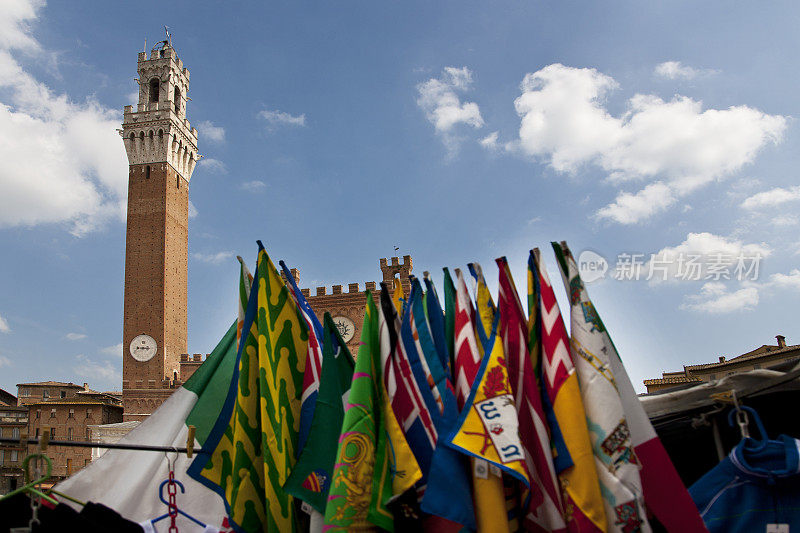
[402, 280, 477, 530]
[689, 434, 800, 532]
[423, 276, 452, 377]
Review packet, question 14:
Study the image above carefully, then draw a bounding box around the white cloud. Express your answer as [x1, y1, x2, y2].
[0, 0, 41, 51]
[198, 158, 227, 174]
[681, 283, 759, 313]
[258, 109, 306, 129]
[100, 343, 122, 358]
[197, 120, 225, 143]
[65, 332, 87, 341]
[0, 314, 9, 333]
[417, 66, 484, 155]
[240, 180, 266, 192]
[647, 232, 771, 283]
[0, 355, 10, 368]
[480, 131, 500, 150]
[767, 269, 800, 291]
[771, 214, 799, 227]
[0, 1, 128, 236]
[73, 353, 120, 385]
[193, 251, 234, 265]
[503, 64, 786, 224]
[596, 182, 675, 224]
[188, 200, 198, 219]
[654, 61, 716, 80]
[741, 185, 800, 210]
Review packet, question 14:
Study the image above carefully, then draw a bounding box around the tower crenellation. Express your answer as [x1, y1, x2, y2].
[121, 42, 199, 183]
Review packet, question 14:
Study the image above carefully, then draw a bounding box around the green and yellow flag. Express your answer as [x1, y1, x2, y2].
[324, 292, 418, 531]
[189, 242, 309, 532]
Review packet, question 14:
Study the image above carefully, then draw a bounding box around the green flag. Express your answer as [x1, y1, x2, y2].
[189, 242, 309, 532]
[443, 267, 456, 379]
[284, 313, 355, 513]
[323, 292, 395, 531]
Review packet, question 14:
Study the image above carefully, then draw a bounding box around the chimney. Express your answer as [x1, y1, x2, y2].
[718, 356, 725, 363]
[776, 335, 786, 348]
[83, 382, 89, 391]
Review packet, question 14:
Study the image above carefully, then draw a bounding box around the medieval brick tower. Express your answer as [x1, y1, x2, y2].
[120, 40, 198, 421]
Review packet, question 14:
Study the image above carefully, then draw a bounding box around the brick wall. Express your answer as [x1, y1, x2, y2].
[122, 162, 188, 421]
[27, 402, 123, 480]
[302, 255, 413, 354]
[16, 384, 83, 407]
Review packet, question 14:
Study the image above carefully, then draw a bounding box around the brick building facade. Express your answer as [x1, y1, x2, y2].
[16, 381, 85, 407]
[0, 390, 27, 493]
[26, 398, 123, 481]
[301, 255, 413, 353]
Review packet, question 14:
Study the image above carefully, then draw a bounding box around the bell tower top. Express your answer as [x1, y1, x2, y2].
[121, 39, 199, 182]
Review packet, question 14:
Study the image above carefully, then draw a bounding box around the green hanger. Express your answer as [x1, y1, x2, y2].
[0, 453, 59, 505]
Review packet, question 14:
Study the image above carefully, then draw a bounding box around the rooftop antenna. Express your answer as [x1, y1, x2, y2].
[164, 25, 172, 47]
[143, 37, 147, 53]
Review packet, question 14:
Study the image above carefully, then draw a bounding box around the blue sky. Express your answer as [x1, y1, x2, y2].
[1, 0, 799, 393]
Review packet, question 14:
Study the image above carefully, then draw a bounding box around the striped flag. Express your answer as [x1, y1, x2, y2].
[531, 249, 607, 532]
[453, 268, 481, 410]
[378, 282, 438, 495]
[280, 260, 324, 456]
[404, 280, 446, 415]
[552, 242, 706, 532]
[496, 256, 567, 532]
[405, 279, 476, 529]
[190, 242, 308, 532]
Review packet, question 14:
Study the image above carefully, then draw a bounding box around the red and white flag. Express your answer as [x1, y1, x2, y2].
[496, 257, 567, 533]
[452, 268, 481, 410]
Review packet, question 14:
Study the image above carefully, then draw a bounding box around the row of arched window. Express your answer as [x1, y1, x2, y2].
[128, 129, 165, 142]
[127, 130, 194, 161]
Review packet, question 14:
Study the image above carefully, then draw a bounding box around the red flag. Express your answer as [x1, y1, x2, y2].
[496, 257, 567, 532]
[452, 268, 481, 409]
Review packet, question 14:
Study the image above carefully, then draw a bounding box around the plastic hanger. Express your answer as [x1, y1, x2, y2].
[0, 453, 58, 505]
[727, 392, 770, 453]
[149, 478, 208, 528]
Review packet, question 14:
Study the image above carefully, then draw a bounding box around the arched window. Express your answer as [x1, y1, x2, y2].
[174, 86, 181, 113]
[146, 165, 151, 179]
[149, 78, 160, 102]
[129, 132, 135, 142]
[148, 130, 154, 139]
[158, 129, 163, 138]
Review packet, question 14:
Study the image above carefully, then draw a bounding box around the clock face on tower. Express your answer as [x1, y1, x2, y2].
[130, 334, 157, 362]
[332, 316, 355, 343]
